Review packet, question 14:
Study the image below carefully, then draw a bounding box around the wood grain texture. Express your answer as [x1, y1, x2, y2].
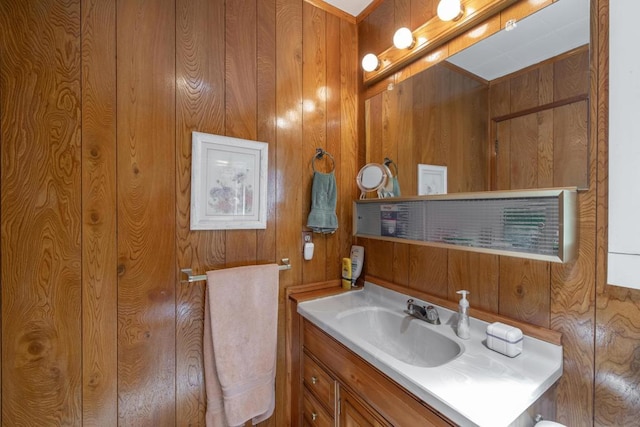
[448, 251, 499, 312]
[408, 246, 448, 298]
[550, 191, 596, 426]
[1, 0, 358, 425]
[396, 78, 414, 195]
[499, 258, 550, 327]
[256, 0, 278, 267]
[276, 0, 303, 287]
[81, 0, 118, 424]
[302, 2, 328, 284]
[175, 0, 226, 423]
[1, 0, 83, 424]
[275, 1, 304, 426]
[365, 62, 488, 196]
[357, 0, 395, 60]
[339, 17, 359, 271]
[325, 13, 342, 281]
[492, 49, 590, 191]
[116, 0, 176, 424]
[225, 0, 259, 268]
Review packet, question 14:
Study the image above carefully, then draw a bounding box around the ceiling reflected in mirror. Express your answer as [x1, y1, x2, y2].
[446, 0, 590, 80]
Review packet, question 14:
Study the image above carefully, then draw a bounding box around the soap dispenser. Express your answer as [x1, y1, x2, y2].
[456, 290, 470, 339]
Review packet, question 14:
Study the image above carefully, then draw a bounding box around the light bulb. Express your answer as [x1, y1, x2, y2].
[437, 0, 464, 22]
[361, 53, 380, 72]
[393, 27, 415, 49]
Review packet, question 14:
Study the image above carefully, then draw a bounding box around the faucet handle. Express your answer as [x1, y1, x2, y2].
[406, 298, 415, 314]
[425, 305, 441, 325]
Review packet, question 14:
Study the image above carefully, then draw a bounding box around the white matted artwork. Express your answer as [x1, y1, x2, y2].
[190, 131, 268, 230]
[418, 164, 447, 195]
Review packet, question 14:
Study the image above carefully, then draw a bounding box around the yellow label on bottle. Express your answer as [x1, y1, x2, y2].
[341, 258, 352, 289]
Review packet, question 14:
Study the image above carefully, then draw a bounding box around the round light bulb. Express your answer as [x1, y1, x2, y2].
[393, 27, 415, 49]
[361, 53, 380, 72]
[437, 0, 463, 22]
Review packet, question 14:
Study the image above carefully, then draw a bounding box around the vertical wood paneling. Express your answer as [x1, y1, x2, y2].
[366, 62, 488, 195]
[1, 0, 83, 424]
[325, 13, 342, 280]
[395, 0, 411, 28]
[256, 0, 277, 266]
[410, 0, 435, 30]
[275, 1, 304, 426]
[116, 0, 176, 424]
[276, 0, 303, 288]
[508, 114, 539, 188]
[358, 1, 396, 60]
[396, 79, 414, 195]
[81, 0, 118, 424]
[175, 0, 226, 423]
[408, 246, 448, 297]
[366, 95, 383, 165]
[554, 101, 589, 187]
[499, 258, 550, 327]
[550, 190, 596, 426]
[339, 18, 359, 274]
[448, 252, 499, 312]
[1, 0, 358, 425]
[302, 3, 328, 284]
[225, 0, 259, 267]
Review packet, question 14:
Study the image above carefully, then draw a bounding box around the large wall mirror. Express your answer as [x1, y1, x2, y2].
[365, 0, 590, 196]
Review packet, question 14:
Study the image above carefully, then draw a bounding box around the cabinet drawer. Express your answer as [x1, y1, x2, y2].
[303, 390, 334, 427]
[303, 352, 335, 411]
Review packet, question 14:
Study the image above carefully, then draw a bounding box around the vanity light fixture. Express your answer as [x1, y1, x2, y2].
[437, 0, 464, 22]
[393, 27, 416, 50]
[361, 53, 380, 72]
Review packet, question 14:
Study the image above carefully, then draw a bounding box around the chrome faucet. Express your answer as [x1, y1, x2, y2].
[405, 299, 441, 325]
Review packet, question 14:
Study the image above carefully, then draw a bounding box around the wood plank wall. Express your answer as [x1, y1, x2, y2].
[0, 0, 357, 425]
[358, 0, 640, 426]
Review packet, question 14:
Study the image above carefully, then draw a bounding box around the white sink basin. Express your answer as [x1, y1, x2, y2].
[297, 282, 563, 427]
[337, 307, 462, 367]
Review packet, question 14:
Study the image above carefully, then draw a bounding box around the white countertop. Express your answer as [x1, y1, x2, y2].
[297, 282, 563, 427]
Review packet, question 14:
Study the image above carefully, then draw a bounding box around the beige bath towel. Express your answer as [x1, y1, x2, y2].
[203, 264, 279, 427]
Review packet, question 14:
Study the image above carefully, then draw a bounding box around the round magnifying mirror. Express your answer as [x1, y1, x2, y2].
[357, 163, 387, 199]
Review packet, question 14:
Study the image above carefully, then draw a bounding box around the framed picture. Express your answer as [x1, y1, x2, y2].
[418, 164, 447, 195]
[190, 132, 268, 230]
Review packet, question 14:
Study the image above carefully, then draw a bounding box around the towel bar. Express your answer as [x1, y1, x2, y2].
[180, 258, 291, 283]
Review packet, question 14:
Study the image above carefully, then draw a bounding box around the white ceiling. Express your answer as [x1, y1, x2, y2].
[328, 0, 590, 81]
[323, 0, 373, 16]
[446, 0, 590, 80]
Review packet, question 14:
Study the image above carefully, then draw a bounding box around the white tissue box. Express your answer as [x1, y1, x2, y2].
[486, 322, 523, 357]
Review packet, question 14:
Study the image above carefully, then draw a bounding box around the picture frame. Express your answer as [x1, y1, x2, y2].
[418, 164, 447, 195]
[190, 131, 268, 230]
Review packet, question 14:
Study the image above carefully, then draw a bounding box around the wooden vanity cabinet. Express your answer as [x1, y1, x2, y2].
[302, 319, 455, 427]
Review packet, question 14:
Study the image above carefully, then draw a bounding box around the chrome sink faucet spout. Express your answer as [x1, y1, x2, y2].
[405, 299, 441, 325]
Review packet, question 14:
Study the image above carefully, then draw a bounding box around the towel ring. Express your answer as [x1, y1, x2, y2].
[312, 148, 335, 173]
[383, 157, 398, 177]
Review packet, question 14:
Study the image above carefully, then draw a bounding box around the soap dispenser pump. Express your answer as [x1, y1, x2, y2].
[456, 290, 470, 339]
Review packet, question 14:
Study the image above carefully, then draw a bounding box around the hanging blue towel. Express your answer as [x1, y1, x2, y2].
[307, 171, 338, 234]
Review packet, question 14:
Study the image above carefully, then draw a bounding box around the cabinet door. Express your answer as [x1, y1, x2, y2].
[339, 387, 391, 427]
[608, 0, 640, 289]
